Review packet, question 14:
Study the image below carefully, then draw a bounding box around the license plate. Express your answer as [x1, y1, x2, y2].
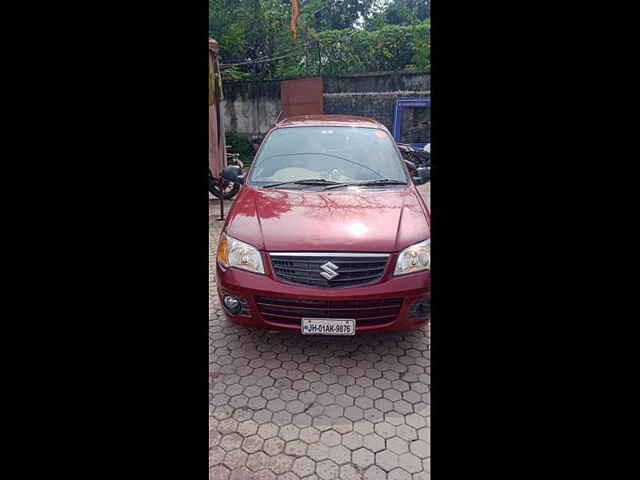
[301, 318, 355, 336]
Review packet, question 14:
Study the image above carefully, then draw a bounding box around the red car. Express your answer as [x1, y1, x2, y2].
[216, 115, 430, 335]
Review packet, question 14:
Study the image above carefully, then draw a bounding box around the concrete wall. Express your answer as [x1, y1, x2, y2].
[220, 80, 282, 139]
[221, 70, 429, 139]
[323, 71, 429, 133]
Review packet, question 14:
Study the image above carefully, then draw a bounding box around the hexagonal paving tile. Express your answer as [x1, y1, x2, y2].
[292, 413, 313, 428]
[307, 442, 330, 461]
[363, 464, 387, 480]
[237, 419, 259, 437]
[241, 435, 263, 454]
[218, 418, 238, 434]
[344, 406, 364, 421]
[405, 414, 427, 429]
[257, 423, 279, 440]
[281, 389, 299, 402]
[394, 400, 414, 416]
[403, 390, 422, 404]
[244, 385, 262, 398]
[355, 396, 374, 410]
[209, 465, 230, 480]
[376, 450, 399, 472]
[278, 473, 300, 480]
[246, 451, 270, 472]
[385, 412, 405, 427]
[374, 378, 391, 390]
[383, 389, 402, 402]
[252, 408, 272, 424]
[374, 422, 396, 439]
[389, 467, 412, 480]
[324, 404, 343, 419]
[312, 416, 333, 432]
[287, 400, 306, 414]
[220, 433, 243, 451]
[263, 437, 285, 456]
[363, 432, 386, 453]
[247, 397, 268, 411]
[339, 464, 362, 480]
[333, 418, 353, 434]
[311, 382, 329, 394]
[285, 439, 308, 457]
[320, 430, 341, 447]
[254, 470, 277, 480]
[292, 379, 310, 392]
[342, 431, 364, 450]
[229, 395, 249, 408]
[317, 393, 335, 406]
[316, 459, 340, 480]
[396, 424, 418, 441]
[228, 466, 253, 480]
[268, 453, 295, 474]
[328, 384, 346, 395]
[292, 457, 315, 477]
[392, 380, 410, 392]
[267, 398, 286, 412]
[328, 445, 351, 465]
[223, 449, 248, 470]
[410, 440, 430, 459]
[374, 398, 394, 413]
[273, 411, 293, 426]
[365, 387, 382, 400]
[353, 420, 375, 435]
[300, 426, 321, 444]
[398, 453, 422, 474]
[277, 424, 299, 442]
[388, 437, 410, 455]
[352, 447, 375, 469]
[364, 408, 384, 423]
[210, 445, 225, 465]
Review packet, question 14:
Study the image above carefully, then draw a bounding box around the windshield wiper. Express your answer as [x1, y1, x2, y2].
[322, 179, 408, 190]
[262, 178, 341, 189]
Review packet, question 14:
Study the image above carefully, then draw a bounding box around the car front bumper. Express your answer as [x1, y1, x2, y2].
[215, 259, 430, 333]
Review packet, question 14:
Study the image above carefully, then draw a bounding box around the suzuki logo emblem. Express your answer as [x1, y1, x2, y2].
[320, 262, 339, 280]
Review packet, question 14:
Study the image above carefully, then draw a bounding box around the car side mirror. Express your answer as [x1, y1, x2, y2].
[413, 167, 429, 185]
[221, 165, 245, 184]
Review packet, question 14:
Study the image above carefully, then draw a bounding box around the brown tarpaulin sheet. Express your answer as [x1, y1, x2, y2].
[209, 38, 226, 177]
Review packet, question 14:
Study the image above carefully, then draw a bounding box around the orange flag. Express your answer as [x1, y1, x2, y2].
[291, 0, 300, 40]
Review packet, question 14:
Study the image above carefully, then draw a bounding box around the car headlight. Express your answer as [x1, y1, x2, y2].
[217, 232, 265, 274]
[394, 239, 430, 276]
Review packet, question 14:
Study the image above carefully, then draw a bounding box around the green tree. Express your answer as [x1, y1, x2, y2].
[209, 0, 429, 79]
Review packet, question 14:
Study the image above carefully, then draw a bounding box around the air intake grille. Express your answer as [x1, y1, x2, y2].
[255, 296, 403, 326]
[269, 253, 389, 288]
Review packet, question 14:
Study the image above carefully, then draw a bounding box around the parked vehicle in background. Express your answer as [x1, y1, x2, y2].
[397, 142, 429, 174]
[216, 115, 430, 335]
[209, 147, 243, 200]
[392, 97, 430, 149]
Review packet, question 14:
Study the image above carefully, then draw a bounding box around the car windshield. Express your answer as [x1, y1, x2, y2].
[248, 126, 408, 188]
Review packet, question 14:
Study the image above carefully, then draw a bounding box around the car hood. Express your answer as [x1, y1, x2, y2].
[225, 187, 430, 253]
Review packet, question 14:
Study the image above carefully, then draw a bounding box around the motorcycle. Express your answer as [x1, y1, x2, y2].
[209, 148, 243, 200]
[397, 142, 430, 178]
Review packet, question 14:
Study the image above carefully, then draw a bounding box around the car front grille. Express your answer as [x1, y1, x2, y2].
[269, 253, 390, 288]
[254, 296, 403, 327]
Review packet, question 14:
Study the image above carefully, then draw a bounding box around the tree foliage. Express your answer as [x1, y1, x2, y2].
[315, 22, 429, 74]
[209, 0, 429, 80]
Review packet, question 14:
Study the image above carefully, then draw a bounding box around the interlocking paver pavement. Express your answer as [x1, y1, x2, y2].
[210, 184, 430, 479]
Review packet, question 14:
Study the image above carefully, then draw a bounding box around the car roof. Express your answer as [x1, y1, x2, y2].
[275, 115, 385, 129]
